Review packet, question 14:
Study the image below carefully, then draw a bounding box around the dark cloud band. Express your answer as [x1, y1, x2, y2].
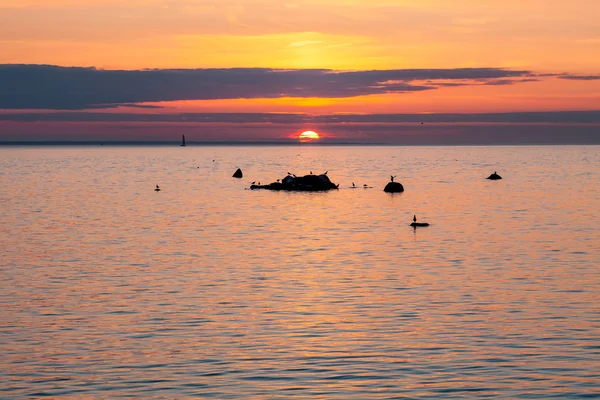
[2, 111, 600, 124]
[0, 64, 533, 110]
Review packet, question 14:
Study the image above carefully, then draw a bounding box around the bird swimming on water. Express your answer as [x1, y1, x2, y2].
[410, 214, 429, 227]
[155, 185, 161, 191]
[352, 182, 356, 187]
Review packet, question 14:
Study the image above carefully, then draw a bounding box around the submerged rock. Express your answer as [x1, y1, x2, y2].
[251, 173, 338, 192]
[384, 181, 404, 193]
[487, 171, 502, 180]
[233, 168, 243, 178]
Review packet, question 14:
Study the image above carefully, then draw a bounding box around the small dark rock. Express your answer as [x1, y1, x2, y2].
[384, 182, 404, 193]
[487, 172, 502, 180]
[233, 168, 243, 178]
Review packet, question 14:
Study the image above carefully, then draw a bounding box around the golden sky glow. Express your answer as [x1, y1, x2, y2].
[1, 0, 599, 136]
[2, 0, 599, 71]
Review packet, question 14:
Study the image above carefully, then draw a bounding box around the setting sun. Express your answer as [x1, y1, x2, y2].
[299, 130, 320, 141]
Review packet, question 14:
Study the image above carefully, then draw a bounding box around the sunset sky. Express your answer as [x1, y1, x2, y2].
[1, 0, 599, 143]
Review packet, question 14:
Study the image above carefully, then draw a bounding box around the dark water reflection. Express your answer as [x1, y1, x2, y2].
[1, 145, 599, 398]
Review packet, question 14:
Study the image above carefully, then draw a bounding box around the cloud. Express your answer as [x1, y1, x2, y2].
[0, 64, 534, 110]
[2, 110, 600, 124]
[558, 74, 600, 81]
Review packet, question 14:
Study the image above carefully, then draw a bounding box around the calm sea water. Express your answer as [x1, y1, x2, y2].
[1, 145, 599, 398]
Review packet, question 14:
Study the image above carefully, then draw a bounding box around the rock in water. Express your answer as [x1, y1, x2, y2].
[384, 182, 404, 193]
[251, 173, 338, 192]
[486, 172, 502, 180]
[232, 168, 243, 178]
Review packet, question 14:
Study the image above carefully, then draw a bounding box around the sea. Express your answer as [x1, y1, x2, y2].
[1, 144, 599, 398]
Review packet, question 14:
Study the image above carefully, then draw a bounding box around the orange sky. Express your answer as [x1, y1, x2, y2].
[1, 0, 599, 138]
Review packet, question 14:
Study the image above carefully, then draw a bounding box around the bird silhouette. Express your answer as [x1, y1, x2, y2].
[251, 181, 255, 184]
[352, 182, 355, 187]
[155, 185, 161, 191]
[413, 215, 417, 222]
[324, 171, 328, 175]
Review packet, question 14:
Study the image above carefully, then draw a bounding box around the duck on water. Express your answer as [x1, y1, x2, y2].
[410, 215, 429, 227]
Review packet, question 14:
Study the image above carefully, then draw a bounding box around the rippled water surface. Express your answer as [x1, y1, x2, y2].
[1, 145, 599, 398]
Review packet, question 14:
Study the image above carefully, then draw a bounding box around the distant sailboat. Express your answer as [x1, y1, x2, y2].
[180, 135, 186, 147]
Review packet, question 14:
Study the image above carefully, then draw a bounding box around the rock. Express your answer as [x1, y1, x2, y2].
[486, 172, 502, 180]
[384, 182, 404, 193]
[232, 168, 243, 178]
[410, 222, 429, 227]
[251, 173, 338, 192]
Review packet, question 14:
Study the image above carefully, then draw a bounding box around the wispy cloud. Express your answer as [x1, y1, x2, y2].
[287, 40, 324, 47]
[2, 110, 600, 124]
[558, 74, 600, 81]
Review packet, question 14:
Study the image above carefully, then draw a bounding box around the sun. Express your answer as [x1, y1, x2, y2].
[298, 130, 320, 141]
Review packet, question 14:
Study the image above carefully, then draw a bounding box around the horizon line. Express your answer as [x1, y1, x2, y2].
[2, 140, 599, 146]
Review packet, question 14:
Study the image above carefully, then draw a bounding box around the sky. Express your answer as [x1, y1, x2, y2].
[1, 0, 599, 143]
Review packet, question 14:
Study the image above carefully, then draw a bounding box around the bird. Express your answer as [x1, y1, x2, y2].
[352, 182, 356, 187]
[410, 215, 429, 227]
[363, 184, 368, 187]
[258, 182, 261, 185]
[390, 175, 396, 182]
[310, 171, 313, 175]
[287, 172, 292, 175]
[324, 171, 328, 175]
[251, 181, 256, 184]
[276, 179, 280, 183]
[155, 185, 161, 191]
